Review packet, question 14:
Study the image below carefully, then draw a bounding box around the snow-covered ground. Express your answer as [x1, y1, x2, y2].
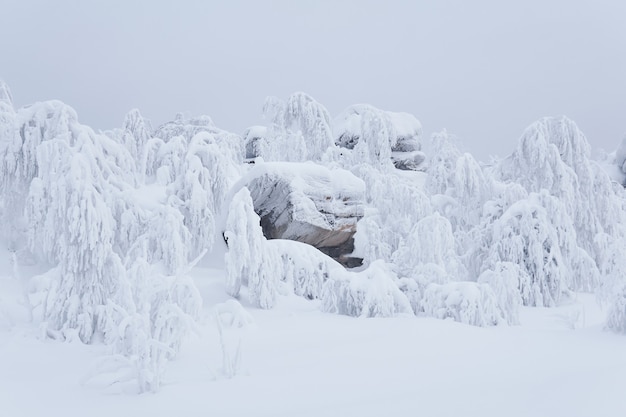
[2, 84, 626, 417]
[2, 247, 624, 417]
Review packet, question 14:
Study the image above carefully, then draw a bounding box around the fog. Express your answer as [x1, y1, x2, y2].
[2, 0, 625, 160]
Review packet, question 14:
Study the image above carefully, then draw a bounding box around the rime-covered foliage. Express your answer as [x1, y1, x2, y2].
[214, 299, 254, 378]
[421, 282, 503, 326]
[334, 104, 422, 154]
[352, 166, 431, 264]
[606, 285, 626, 334]
[498, 117, 626, 263]
[27, 136, 129, 342]
[477, 262, 523, 325]
[321, 261, 413, 318]
[393, 213, 463, 283]
[253, 92, 334, 162]
[485, 193, 566, 307]
[0, 81, 14, 149]
[269, 239, 343, 300]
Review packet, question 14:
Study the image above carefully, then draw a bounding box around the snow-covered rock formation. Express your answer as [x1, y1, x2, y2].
[241, 162, 365, 266]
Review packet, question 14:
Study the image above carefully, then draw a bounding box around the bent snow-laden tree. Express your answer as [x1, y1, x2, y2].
[224, 187, 278, 309]
[255, 92, 334, 162]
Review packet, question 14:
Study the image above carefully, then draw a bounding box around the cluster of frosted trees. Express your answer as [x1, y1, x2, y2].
[2, 80, 626, 391]
[0, 82, 242, 392]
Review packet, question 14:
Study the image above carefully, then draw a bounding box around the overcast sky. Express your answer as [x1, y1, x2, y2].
[1, 0, 625, 160]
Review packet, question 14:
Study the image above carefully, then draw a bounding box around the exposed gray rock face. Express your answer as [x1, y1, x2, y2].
[243, 162, 365, 266]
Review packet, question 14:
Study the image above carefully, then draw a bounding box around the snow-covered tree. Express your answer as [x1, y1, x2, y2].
[421, 282, 503, 326]
[269, 239, 341, 300]
[321, 261, 413, 318]
[122, 108, 152, 172]
[606, 284, 626, 334]
[393, 212, 463, 282]
[498, 117, 626, 263]
[259, 93, 334, 162]
[26, 136, 131, 342]
[284, 92, 335, 160]
[485, 194, 566, 307]
[352, 166, 432, 265]
[425, 130, 463, 196]
[477, 262, 523, 325]
[224, 188, 278, 308]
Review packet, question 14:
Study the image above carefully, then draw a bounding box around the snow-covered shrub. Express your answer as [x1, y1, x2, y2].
[215, 299, 254, 378]
[0, 80, 15, 158]
[321, 261, 413, 318]
[269, 239, 342, 300]
[393, 212, 463, 281]
[81, 259, 202, 393]
[606, 285, 626, 334]
[595, 234, 626, 303]
[477, 262, 523, 325]
[421, 282, 503, 326]
[122, 263, 201, 392]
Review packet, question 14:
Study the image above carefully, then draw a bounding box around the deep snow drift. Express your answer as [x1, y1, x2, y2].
[1, 83, 626, 415]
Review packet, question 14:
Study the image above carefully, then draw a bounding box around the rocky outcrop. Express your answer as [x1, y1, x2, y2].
[242, 162, 365, 266]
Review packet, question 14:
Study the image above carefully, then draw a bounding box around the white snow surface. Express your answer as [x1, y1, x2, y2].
[1, 247, 625, 417]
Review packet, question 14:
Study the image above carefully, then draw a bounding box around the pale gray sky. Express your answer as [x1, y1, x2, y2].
[1, 0, 625, 160]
